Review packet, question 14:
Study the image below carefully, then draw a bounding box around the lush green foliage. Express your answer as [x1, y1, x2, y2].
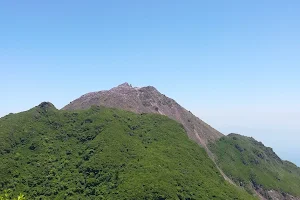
[210, 134, 300, 197]
[0, 189, 25, 200]
[0, 103, 255, 199]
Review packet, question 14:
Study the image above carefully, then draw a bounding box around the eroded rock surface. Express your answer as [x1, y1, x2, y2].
[63, 83, 223, 146]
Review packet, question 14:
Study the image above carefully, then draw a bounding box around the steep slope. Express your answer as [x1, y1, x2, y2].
[62, 83, 223, 147]
[0, 103, 256, 200]
[209, 134, 300, 199]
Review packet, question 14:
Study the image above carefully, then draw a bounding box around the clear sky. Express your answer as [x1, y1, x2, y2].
[0, 1, 299, 165]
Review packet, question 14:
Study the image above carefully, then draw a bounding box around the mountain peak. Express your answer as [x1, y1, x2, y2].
[62, 83, 223, 147]
[117, 82, 132, 88]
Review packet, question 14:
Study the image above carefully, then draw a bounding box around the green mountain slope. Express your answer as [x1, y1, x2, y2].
[0, 103, 255, 200]
[209, 134, 300, 198]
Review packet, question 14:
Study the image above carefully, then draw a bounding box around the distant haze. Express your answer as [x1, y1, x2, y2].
[194, 106, 300, 166]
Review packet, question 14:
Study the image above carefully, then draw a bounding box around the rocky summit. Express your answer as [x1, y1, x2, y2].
[63, 83, 223, 147]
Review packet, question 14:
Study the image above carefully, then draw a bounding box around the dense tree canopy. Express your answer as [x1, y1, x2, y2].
[0, 103, 255, 199]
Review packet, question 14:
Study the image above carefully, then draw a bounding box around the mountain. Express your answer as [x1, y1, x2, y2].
[63, 83, 300, 200]
[0, 103, 255, 199]
[63, 83, 222, 148]
[1, 83, 299, 199]
[209, 134, 300, 200]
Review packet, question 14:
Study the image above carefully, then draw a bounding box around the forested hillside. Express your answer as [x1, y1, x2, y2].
[0, 103, 255, 200]
[210, 134, 300, 199]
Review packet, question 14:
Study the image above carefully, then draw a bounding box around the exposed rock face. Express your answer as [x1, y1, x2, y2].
[254, 186, 300, 200]
[62, 83, 223, 146]
[267, 190, 300, 200]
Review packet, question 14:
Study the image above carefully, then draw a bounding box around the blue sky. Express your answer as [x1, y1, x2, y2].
[0, 1, 299, 165]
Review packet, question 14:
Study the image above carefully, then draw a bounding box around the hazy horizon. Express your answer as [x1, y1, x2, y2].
[1, 1, 299, 166]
